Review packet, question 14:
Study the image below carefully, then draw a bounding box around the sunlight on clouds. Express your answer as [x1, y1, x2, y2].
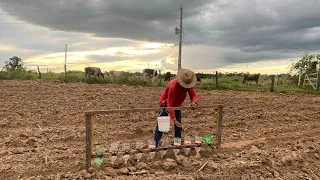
[143, 43, 174, 49]
[24, 42, 174, 72]
[0, 44, 16, 51]
[217, 59, 293, 74]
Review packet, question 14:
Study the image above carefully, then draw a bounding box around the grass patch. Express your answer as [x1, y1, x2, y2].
[0, 71, 319, 94]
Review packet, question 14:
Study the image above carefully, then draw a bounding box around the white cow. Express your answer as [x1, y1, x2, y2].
[109, 70, 125, 76]
[143, 68, 159, 82]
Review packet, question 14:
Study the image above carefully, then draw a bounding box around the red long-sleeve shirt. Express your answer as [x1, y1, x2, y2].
[159, 78, 198, 121]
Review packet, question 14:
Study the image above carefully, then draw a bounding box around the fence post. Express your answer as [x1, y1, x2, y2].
[159, 70, 161, 86]
[216, 106, 223, 152]
[37, 66, 41, 79]
[270, 75, 275, 92]
[215, 71, 218, 88]
[85, 114, 93, 170]
[317, 71, 320, 90]
[298, 69, 302, 86]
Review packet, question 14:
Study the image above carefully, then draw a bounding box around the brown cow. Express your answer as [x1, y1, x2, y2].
[84, 67, 104, 79]
[243, 73, 260, 84]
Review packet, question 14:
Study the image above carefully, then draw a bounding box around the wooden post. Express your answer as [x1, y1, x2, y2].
[215, 71, 218, 88]
[85, 115, 93, 170]
[317, 70, 320, 90]
[64, 44, 67, 80]
[37, 66, 41, 79]
[298, 69, 302, 86]
[270, 75, 275, 92]
[216, 106, 223, 152]
[277, 75, 280, 85]
[159, 70, 161, 86]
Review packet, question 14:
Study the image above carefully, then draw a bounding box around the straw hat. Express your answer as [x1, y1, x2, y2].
[177, 69, 197, 88]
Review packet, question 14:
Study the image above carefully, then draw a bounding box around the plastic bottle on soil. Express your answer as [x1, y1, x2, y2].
[135, 153, 143, 162]
[123, 154, 130, 164]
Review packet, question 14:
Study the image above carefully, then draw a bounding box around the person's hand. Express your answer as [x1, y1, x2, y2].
[191, 101, 198, 110]
[174, 119, 183, 128]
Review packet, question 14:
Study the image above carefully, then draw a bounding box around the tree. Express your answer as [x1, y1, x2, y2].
[289, 53, 320, 75]
[3, 56, 26, 71]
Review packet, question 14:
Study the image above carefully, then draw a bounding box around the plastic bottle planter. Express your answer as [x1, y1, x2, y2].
[159, 139, 169, 158]
[174, 137, 182, 146]
[121, 143, 131, 153]
[109, 142, 119, 155]
[183, 148, 191, 155]
[204, 135, 213, 152]
[148, 140, 156, 149]
[135, 141, 144, 152]
[110, 156, 118, 165]
[94, 145, 104, 168]
[184, 136, 192, 145]
[123, 154, 130, 164]
[135, 153, 143, 162]
[149, 152, 156, 160]
[173, 149, 180, 157]
[194, 147, 201, 158]
[195, 136, 202, 145]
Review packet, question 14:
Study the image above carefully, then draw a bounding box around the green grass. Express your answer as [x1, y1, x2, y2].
[0, 70, 319, 94]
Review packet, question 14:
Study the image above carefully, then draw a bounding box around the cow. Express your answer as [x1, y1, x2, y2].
[197, 77, 201, 82]
[143, 68, 158, 77]
[164, 72, 173, 81]
[109, 70, 125, 76]
[84, 67, 104, 79]
[243, 73, 260, 84]
[143, 68, 158, 82]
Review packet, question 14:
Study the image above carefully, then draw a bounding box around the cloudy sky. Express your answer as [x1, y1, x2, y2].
[1, 0, 320, 74]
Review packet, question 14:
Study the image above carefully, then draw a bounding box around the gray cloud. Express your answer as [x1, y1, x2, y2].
[87, 55, 128, 62]
[1, 0, 320, 72]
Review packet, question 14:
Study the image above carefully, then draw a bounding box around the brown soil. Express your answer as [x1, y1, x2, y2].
[0, 80, 319, 180]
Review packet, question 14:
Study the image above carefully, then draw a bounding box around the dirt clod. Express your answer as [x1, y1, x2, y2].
[87, 167, 95, 174]
[162, 158, 177, 170]
[273, 170, 280, 178]
[128, 166, 137, 172]
[207, 160, 218, 170]
[136, 162, 148, 170]
[119, 167, 129, 174]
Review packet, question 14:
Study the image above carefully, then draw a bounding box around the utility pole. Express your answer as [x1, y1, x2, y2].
[174, 6, 183, 71]
[64, 44, 67, 79]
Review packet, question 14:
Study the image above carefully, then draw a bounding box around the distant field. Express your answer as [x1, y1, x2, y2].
[0, 70, 319, 94]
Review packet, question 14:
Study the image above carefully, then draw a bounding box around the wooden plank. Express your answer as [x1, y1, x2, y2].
[85, 115, 93, 170]
[90, 142, 217, 158]
[84, 105, 224, 116]
[216, 107, 223, 152]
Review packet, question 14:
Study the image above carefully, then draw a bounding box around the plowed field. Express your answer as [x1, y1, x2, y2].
[1, 80, 319, 180]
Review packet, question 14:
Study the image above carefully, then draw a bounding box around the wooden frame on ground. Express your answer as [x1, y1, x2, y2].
[84, 104, 224, 170]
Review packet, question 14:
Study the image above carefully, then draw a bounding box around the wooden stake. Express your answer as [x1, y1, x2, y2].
[270, 75, 275, 92]
[216, 107, 223, 152]
[196, 161, 208, 173]
[85, 115, 93, 170]
[37, 66, 41, 79]
[215, 71, 218, 88]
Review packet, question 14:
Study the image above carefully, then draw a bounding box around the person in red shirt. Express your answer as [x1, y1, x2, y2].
[153, 69, 198, 147]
